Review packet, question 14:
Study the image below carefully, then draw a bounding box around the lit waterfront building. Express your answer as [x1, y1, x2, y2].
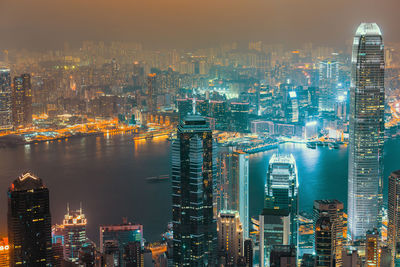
[99, 219, 143, 266]
[348, 23, 385, 241]
[388, 170, 400, 266]
[12, 74, 32, 128]
[265, 154, 298, 248]
[62, 206, 87, 263]
[313, 200, 344, 266]
[259, 208, 290, 267]
[0, 237, 10, 267]
[319, 60, 339, 112]
[8, 173, 52, 266]
[0, 68, 12, 131]
[217, 210, 244, 266]
[171, 110, 217, 266]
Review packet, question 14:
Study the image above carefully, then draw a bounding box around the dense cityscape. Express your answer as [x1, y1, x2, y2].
[1, 1, 400, 267]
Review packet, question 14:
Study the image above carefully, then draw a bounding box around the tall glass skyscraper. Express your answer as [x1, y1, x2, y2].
[265, 154, 298, 249]
[0, 68, 12, 131]
[171, 112, 217, 266]
[348, 23, 385, 241]
[7, 173, 52, 266]
[318, 60, 339, 112]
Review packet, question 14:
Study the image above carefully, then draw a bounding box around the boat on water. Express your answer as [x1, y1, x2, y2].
[328, 143, 339, 149]
[146, 175, 170, 183]
[306, 142, 317, 149]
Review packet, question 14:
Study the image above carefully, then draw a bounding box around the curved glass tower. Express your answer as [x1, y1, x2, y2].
[348, 23, 385, 241]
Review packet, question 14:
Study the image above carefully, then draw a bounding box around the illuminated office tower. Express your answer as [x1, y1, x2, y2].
[99, 219, 143, 266]
[171, 111, 217, 266]
[265, 154, 298, 247]
[0, 68, 12, 131]
[62, 206, 87, 263]
[0, 237, 10, 267]
[313, 200, 344, 266]
[217, 210, 243, 266]
[12, 74, 32, 128]
[259, 208, 290, 267]
[7, 173, 52, 266]
[319, 60, 339, 112]
[227, 151, 249, 239]
[388, 170, 400, 266]
[286, 91, 299, 123]
[315, 216, 333, 267]
[348, 23, 385, 241]
[365, 229, 380, 267]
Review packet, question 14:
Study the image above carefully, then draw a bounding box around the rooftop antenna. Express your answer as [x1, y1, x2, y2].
[67, 202, 70, 215]
[80, 202, 82, 214]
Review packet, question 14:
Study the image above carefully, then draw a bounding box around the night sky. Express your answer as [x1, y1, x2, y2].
[0, 0, 399, 50]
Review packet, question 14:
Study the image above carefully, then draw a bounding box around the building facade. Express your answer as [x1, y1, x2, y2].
[62, 207, 87, 263]
[171, 112, 217, 266]
[12, 74, 32, 128]
[388, 170, 400, 266]
[348, 23, 385, 241]
[0, 68, 12, 131]
[265, 154, 298, 248]
[217, 210, 243, 266]
[7, 173, 52, 266]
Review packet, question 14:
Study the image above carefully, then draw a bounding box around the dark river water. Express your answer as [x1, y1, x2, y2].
[0, 134, 398, 244]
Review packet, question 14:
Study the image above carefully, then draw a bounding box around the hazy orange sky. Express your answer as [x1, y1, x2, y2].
[0, 0, 399, 50]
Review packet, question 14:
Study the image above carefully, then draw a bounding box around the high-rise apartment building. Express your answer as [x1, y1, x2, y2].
[388, 170, 400, 266]
[12, 74, 32, 128]
[265, 154, 298, 247]
[313, 200, 344, 266]
[62, 207, 87, 263]
[8, 173, 52, 266]
[348, 23, 385, 241]
[217, 210, 243, 266]
[171, 111, 217, 266]
[0, 68, 12, 131]
[270, 245, 297, 267]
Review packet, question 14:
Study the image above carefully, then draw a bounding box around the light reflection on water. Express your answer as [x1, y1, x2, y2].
[0, 136, 398, 244]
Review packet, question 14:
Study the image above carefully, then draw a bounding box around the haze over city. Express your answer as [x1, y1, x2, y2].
[1, 0, 400, 50]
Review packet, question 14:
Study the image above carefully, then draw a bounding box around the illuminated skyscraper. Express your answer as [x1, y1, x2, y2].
[62, 206, 87, 263]
[365, 229, 380, 266]
[348, 23, 385, 241]
[0, 68, 12, 131]
[8, 173, 52, 266]
[265, 154, 298, 248]
[319, 60, 339, 112]
[217, 210, 243, 266]
[12, 74, 32, 128]
[388, 170, 400, 266]
[313, 200, 344, 266]
[0, 237, 10, 267]
[227, 151, 249, 239]
[99, 219, 143, 266]
[171, 111, 217, 266]
[315, 216, 333, 266]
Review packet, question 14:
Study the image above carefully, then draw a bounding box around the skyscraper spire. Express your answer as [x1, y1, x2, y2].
[192, 97, 196, 115]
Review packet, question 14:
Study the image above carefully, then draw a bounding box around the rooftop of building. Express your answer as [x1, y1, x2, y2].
[260, 208, 289, 217]
[390, 170, 400, 177]
[269, 154, 296, 165]
[9, 172, 45, 192]
[355, 23, 382, 36]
